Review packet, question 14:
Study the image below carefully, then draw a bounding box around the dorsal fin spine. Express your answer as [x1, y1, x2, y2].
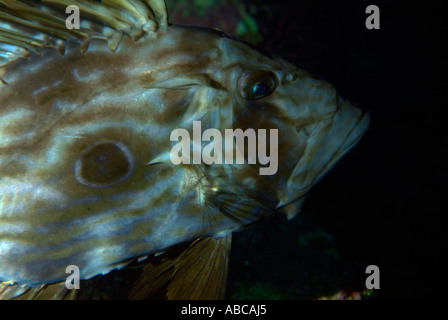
[0, 0, 169, 66]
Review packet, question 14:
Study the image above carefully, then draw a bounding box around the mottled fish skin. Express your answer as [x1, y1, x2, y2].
[0, 1, 369, 290]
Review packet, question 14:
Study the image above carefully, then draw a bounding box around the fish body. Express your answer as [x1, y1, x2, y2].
[0, 0, 369, 299]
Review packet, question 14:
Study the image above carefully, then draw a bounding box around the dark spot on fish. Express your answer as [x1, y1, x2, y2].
[75, 141, 134, 188]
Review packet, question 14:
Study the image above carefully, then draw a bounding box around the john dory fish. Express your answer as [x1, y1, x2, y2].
[0, 0, 369, 299]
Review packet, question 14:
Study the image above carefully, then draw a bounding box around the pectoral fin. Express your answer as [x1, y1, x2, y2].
[130, 235, 232, 300]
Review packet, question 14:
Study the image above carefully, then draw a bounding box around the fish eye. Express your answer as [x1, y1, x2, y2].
[238, 70, 278, 100]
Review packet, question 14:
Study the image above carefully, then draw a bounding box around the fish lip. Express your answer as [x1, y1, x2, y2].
[335, 109, 371, 159]
[345, 110, 370, 147]
[295, 105, 371, 154]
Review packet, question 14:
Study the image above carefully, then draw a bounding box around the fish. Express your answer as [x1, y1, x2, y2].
[0, 0, 370, 299]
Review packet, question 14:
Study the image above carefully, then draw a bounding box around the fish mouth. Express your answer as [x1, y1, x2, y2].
[278, 97, 370, 212]
[304, 101, 371, 176]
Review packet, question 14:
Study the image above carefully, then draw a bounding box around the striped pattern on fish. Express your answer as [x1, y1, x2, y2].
[0, 26, 228, 284]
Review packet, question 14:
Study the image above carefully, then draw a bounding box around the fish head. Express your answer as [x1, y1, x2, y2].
[160, 29, 370, 221]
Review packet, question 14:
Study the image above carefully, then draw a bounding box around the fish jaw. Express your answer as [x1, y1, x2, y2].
[278, 95, 370, 213]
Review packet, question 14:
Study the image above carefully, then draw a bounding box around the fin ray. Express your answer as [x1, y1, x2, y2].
[167, 235, 231, 299]
[0, 281, 76, 300]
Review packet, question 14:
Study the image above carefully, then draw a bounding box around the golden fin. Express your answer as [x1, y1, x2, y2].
[0, 0, 168, 65]
[0, 281, 77, 300]
[130, 235, 232, 300]
[166, 235, 232, 300]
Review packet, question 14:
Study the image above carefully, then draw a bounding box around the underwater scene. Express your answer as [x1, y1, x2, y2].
[0, 0, 445, 302]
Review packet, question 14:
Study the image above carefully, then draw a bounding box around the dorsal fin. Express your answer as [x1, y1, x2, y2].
[0, 0, 168, 66]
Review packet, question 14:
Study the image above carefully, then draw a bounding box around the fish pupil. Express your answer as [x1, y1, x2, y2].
[252, 82, 269, 96]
